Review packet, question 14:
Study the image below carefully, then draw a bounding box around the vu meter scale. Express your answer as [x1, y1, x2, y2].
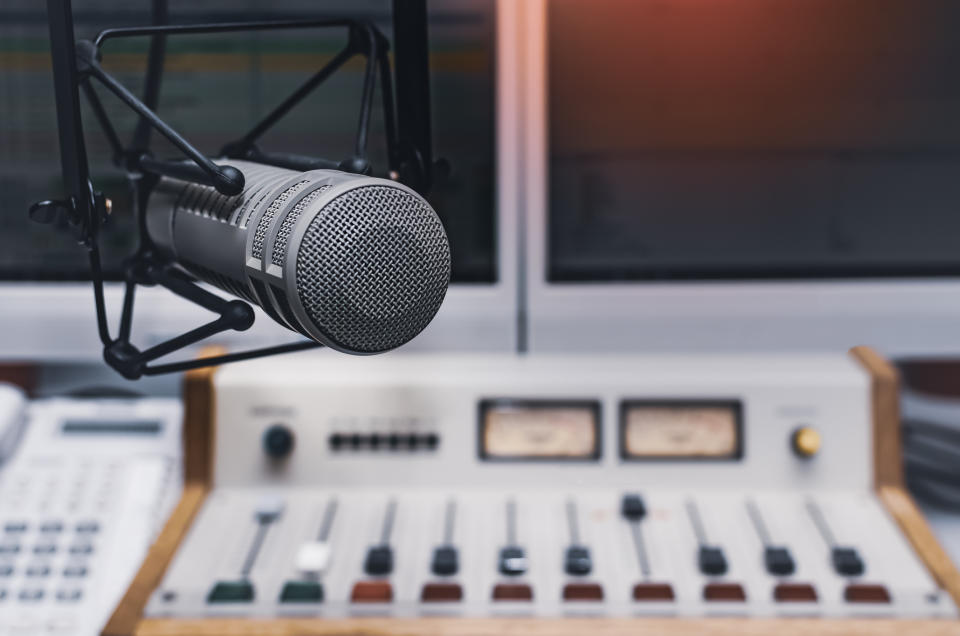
[105, 349, 960, 635]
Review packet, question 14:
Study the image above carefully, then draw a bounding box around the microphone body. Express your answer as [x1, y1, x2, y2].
[145, 160, 451, 354]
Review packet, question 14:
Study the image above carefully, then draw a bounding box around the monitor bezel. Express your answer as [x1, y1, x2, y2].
[521, 0, 960, 357]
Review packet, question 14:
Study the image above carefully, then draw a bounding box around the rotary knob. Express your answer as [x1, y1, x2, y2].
[791, 426, 821, 458]
[263, 424, 295, 460]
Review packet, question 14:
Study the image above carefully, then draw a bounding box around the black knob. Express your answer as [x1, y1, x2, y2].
[263, 424, 295, 460]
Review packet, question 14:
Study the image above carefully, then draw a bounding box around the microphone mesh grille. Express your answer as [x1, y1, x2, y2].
[295, 185, 450, 353]
[252, 180, 309, 260]
[271, 184, 332, 267]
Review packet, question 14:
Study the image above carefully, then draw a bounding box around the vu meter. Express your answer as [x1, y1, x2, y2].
[479, 400, 601, 460]
[621, 401, 742, 460]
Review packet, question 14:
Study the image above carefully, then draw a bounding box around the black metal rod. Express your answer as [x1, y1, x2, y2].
[94, 18, 355, 47]
[354, 28, 379, 159]
[376, 47, 400, 172]
[87, 242, 113, 346]
[142, 341, 322, 376]
[139, 315, 235, 363]
[46, 0, 95, 234]
[118, 278, 136, 343]
[228, 44, 357, 154]
[239, 149, 340, 172]
[148, 265, 233, 315]
[392, 0, 433, 192]
[133, 173, 158, 252]
[137, 156, 240, 193]
[83, 57, 243, 195]
[130, 0, 168, 152]
[80, 80, 125, 162]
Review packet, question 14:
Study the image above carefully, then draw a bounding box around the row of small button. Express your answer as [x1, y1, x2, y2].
[328, 433, 439, 452]
[257, 581, 885, 605]
[0, 587, 84, 602]
[0, 542, 94, 556]
[4, 520, 100, 534]
[0, 564, 87, 578]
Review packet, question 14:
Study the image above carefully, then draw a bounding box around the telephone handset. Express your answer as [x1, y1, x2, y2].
[0, 382, 27, 465]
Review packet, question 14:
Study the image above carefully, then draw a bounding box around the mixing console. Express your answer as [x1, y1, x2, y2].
[110, 350, 960, 634]
[148, 489, 949, 618]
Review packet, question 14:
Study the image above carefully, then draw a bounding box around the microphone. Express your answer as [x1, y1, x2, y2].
[145, 160, 451, 355]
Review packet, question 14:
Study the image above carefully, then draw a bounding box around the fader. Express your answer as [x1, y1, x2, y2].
[106, 348, 960, 635]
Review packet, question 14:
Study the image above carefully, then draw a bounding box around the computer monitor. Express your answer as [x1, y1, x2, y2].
[523, 0, 960, 356]
[0, 0, 518, 360]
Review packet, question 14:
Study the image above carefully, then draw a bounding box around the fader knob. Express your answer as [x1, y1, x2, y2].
[621, 494, 647, 520]
[263, 424, 295, 460]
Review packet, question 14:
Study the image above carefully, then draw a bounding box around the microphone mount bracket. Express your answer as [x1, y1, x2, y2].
[36, 0, 437, 379]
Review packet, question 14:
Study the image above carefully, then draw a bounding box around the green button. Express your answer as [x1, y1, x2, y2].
[207, 580, 255, 603]
[280, 580, 324, 603]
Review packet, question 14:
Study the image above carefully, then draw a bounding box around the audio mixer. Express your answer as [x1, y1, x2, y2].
[105, 347, 960, 635]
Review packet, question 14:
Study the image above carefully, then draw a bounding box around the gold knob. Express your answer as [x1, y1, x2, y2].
[792, 426, 821, 458]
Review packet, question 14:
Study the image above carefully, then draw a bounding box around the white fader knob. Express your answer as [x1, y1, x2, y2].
[254, 495, 286, 523]
[296, 541, 332, 576]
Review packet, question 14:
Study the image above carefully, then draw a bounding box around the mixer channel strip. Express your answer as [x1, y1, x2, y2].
[621, 493, 674, 602]
[806, 498, 891, 604]
[745, 499, 818, 603]
[207, 496, 285, 603]
[422, 498, 463, 602]
[562, 498, 603, 601]
[686, 499, 746, 602]
[493, 498, 533, 601]
[279, 498, 339, 604]
[351, 498, 397, 603]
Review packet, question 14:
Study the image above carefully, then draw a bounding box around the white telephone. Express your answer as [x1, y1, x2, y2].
[0, 392, 182, 636]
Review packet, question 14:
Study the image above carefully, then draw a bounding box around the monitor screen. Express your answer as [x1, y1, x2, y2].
[0, 0, 496, 283]
[548, 0, 960, 281]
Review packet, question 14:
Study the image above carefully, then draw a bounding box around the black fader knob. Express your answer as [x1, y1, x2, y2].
[262, 424, 295, 460]
[698, 546, 728, 576]
[764, 546, 796, 576]
[621, 494, 647, 521]
[431, 546, 459, 576]
[564, 545, 592, 576]
[831, 546, 865, 577]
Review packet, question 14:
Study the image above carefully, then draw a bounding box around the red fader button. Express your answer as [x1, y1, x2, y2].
[703, 582, 747, 601]
[492, 583, 533, 601]
[845, 584, 891, 603]
[351, 581, 393, 603]
[421, 582, 463, 602]
[632, 583, 675, 601]
[563, 582, 603, 601]
[774, 583, 818, 602]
